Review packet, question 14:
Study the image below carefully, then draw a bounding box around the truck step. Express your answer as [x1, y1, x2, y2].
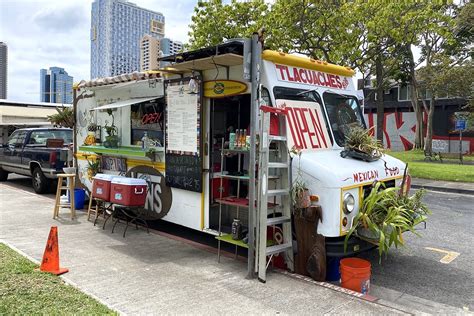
[268, 162, 288, 169]
[266, 242, 292, 256]
[267, 189, 289, 196]
[269, 135, 287, 142]
[267, 216, 291, 226]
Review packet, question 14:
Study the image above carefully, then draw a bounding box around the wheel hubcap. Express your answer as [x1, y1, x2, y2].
[34, 173, 41, 188]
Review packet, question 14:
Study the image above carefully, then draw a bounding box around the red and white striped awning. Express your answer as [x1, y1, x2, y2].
[77, 72, 161, 89]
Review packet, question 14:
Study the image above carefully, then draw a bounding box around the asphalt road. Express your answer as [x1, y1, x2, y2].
[3, 174, 473, 312]
[359, 190, 474, 312]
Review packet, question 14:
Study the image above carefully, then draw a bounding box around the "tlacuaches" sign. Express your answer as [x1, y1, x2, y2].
[275, 64, 350, 90]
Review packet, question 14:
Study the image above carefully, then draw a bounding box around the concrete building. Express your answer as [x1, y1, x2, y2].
[91, 0, 165, 79]
[0, 99, 70, 144]
[160, 38, 183, 57]
[0, 42, 7, 99]
[140, 36, 183, 71]
[140, 35, 161, 71]
[40, 67, 73, 104]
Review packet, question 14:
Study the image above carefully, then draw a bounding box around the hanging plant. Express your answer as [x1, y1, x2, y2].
[103, 109, 119, 148]
[290, 146, 310, 211]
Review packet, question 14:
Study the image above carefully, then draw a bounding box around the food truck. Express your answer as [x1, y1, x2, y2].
[74, 38, 407, 278]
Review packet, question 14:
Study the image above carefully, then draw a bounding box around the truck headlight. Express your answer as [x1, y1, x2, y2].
[343, 193, 355, 214]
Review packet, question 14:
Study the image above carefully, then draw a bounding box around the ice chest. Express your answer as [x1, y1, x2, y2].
[110, 177, 147, 206]
[92, 173, 121, 201]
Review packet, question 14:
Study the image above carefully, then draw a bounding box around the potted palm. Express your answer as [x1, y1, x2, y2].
[341, 126, 384, 162]
[344, 182, 430, 259]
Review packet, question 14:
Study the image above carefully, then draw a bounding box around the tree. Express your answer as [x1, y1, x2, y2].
[47, 106, 74, 128]
[187, 0, 269, 50]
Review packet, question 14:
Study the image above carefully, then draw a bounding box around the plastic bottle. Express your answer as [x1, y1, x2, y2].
[229, 132, 236, 150]
[235, 129, 241, 148]
[242, 129, 247, 148]
[141, 132, 149, 150]
[231, 218, 242, 240]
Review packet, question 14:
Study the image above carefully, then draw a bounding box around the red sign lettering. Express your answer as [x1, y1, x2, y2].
[141, 112, 162, 125]
[275, 64, 350, 90]
[353, 170, 379, 183]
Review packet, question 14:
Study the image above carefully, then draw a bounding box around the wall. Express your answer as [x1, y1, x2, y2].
[364, 111, 473, 153]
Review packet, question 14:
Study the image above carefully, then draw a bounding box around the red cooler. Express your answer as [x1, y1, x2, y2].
[110, 177, 147, 206]
[92, 174, 120, 201]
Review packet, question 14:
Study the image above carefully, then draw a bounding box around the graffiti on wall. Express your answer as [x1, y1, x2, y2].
[364, 112, 472, 153]
[364, 112, 421, 151]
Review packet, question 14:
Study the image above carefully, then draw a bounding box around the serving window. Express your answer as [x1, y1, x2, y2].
[130, 98, 165, 148]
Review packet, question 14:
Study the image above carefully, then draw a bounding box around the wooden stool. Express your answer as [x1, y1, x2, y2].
[53, 174, 76, 219]
[87, 196, 106, 225]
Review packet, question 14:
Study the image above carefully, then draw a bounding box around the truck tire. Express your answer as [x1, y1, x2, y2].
[0, 167, 8, 181]
[32, 167, 50, 194]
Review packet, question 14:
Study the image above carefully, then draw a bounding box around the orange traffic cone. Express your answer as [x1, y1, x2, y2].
[40, 226, 69, 275]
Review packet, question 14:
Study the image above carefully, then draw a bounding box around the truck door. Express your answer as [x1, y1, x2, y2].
[4, 130, 26, 166]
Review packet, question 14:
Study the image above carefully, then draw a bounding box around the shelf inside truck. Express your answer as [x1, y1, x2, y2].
[78, 145, 164, 158]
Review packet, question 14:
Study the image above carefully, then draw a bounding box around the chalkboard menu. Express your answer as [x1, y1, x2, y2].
[165, 77, 202, 192]
[165, 154, 202, 192]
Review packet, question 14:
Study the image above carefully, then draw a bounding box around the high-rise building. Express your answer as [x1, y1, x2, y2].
[160, 38, 183, 57]
[91, 0, 165, 79]
[40, 67, 73, 104]
[140, 36, 183, 71]
[140, 35, 161, 72]
[0, 42, 7, 99]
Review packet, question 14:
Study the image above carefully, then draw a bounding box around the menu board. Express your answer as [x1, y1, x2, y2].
[166, 83, 199, 154]
[165, 78, 202, 192]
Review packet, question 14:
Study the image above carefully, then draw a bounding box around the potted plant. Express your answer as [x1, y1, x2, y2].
[103, 109, 119, 148]
[344, 182, 431, 259]
[86, 158, 101, 180]
[341, 126, 384, 162]
[290, 147, 311, 211]
[84, 123, 97, 146]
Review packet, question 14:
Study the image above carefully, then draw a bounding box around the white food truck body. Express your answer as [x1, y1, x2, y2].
[74, 40, 406, 256]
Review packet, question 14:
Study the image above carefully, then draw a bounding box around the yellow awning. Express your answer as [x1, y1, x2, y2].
[262, 50, 355, 77]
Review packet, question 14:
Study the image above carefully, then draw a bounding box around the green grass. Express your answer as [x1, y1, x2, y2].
[388, 149, 474, 183]
[0, 243, 116, 315]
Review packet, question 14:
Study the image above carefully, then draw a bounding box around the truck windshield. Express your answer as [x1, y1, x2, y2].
[323, 92, 365, 147]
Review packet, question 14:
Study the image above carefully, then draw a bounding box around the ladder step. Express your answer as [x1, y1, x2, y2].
[267, 189, 289, 196]
[268, 162, 288, 169]
[269, 135, 287, 142]
[267, 216, 291, 226]
[266, 242, 292, 256]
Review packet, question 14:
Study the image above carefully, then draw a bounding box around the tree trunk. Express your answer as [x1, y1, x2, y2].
[375, 54, 384, 145]
[407, 44, 423, 149]
[424, 96, 435, 153]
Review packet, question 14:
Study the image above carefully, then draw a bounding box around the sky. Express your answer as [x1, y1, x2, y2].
[0, 0, 196, 103]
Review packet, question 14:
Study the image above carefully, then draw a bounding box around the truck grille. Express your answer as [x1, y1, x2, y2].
[362, 179, 396, 199]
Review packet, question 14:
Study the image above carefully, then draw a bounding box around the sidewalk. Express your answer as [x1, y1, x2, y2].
[411, 178, 474, 195]
[0, 183, 407, 315]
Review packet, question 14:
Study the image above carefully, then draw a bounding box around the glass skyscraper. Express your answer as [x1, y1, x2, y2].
[40, 67, 73, 104]
[91, 0, 165, 79]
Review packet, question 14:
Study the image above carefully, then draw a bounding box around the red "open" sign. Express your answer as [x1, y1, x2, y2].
[276, 100, 331, 150]
[141, 112, 162, 125]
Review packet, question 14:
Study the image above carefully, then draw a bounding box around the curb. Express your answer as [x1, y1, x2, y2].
[412, 184, 474, 196]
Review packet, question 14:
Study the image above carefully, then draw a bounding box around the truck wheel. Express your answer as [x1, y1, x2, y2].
[32, 167, 50, 194]
[0, 167, 8, 181]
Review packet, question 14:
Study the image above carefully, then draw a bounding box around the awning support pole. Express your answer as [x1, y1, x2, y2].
[247, 33, 262, 279]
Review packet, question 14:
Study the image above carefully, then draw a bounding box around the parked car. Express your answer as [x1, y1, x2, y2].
[0, 128, 73, 193]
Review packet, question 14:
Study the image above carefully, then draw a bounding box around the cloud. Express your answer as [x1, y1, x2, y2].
[1, 0, 196, 102]
[33, 4, 88, 33]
